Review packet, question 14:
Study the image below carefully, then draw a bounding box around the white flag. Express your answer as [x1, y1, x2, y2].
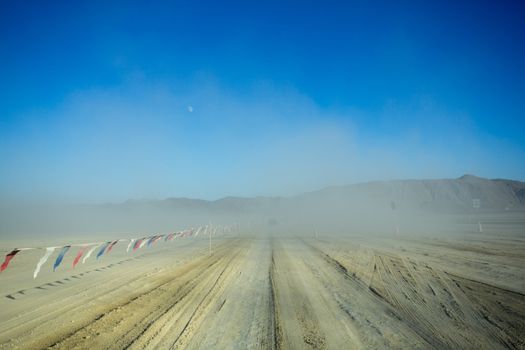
[126, 239, 135, 252]
[82, 245, 98, 264]
[33, 247, 55, 279]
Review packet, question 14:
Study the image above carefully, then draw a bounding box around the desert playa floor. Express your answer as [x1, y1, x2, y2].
[0, 229, 524, 349]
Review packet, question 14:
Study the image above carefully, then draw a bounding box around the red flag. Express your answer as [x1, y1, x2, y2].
[1, 249, 20, 272]
[133, 239, 143, 252]
[106, 240, 118, 254]
[72, 248, 86, 268]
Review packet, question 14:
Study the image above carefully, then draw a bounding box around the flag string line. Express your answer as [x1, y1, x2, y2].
[0, 224, 234, 277]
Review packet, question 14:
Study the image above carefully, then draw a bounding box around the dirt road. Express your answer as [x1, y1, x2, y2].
[0, 235, 524, 349]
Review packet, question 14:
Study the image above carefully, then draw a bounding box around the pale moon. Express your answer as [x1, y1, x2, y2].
[187, 105, 194, 113]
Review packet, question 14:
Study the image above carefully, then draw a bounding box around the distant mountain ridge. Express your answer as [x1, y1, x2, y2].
[153, 175, 525, 213]
[297, 174, 525, 211]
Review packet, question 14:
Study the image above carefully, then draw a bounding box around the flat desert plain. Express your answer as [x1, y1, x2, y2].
[0, 214, 524, 349]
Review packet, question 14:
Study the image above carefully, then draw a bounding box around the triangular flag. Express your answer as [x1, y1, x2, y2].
[133, 238, 143, 252]
[96, 242, 110, 259]
[53, 246, 71, 271]
[1, 249, 20, 272]
[82, 245, 98, 264]
[106, 240, 118, 254]
[147, 236, 157, 247]
[126, 239, 135, 252]
[72, 247, 86, 268]
[34, 247, 55, 278]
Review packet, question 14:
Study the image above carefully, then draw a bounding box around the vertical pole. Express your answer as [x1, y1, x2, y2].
[209, 222, 212, 256]
[473, 199, 481, 233]
[391, 201, 399, 236]
[477, 205, 482, 233]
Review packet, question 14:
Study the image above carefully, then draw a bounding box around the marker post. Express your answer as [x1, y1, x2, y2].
[209, 223, 212, 256]
[472, 199, 482, 233]
[391, 201, 399, 236]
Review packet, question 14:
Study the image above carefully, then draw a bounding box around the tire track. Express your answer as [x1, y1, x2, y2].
[268, 241, 282, 350]
[272, 239, 331, 349]
[305, 238, 525, 350]
[0, 238, 206, 345]
[44, 240, 245, 349]
[2, 236, 523, 349]
[302, 239, 448, 349]
[168, 247, 242, 349]
[116, 242, 245, 350]
[373, 255, 451, 349]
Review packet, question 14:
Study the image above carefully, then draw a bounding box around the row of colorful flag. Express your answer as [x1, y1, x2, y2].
[1, 224, 232, 278]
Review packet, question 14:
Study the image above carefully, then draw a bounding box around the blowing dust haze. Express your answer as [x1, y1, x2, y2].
[1, 1, 524, 349]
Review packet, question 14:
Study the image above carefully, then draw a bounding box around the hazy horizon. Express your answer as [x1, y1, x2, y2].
[0, 173, 522, 205]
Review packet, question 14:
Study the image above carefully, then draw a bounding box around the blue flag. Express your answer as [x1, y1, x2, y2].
[96, 242, 110, 260]
[53, 246, 71, 271]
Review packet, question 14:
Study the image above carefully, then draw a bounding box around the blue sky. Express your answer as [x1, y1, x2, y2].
[1, 0, 524, 201]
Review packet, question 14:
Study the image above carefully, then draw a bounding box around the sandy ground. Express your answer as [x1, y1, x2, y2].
[0, 225, 524, 349]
